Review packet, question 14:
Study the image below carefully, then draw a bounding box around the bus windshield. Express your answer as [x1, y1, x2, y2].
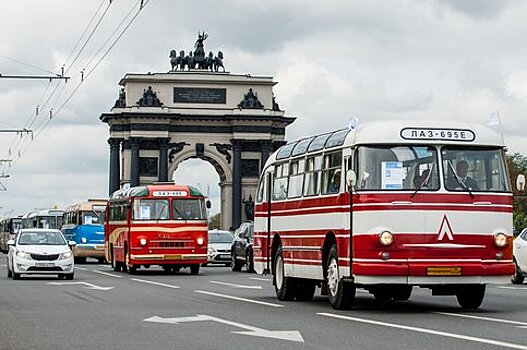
[442, 147, 510, 192]
[82, 211, 103, 225]
[133, 199, 170, 220]
[172, 199, 205, 220]
[357, 145, 439, 191]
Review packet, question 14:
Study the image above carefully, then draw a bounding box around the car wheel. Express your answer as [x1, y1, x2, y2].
[325, 244, 355, 309]
[231, 255, 242, 272]
[12, 272, 20, 280]
[456, 284, 485, 309]
[7, 267, 12, 278]
[273, 246, 296, 301]
[511, 261, 525, 285]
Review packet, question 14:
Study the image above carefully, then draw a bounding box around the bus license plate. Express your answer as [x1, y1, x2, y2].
[427, 267, 462, 276]
[35, 263, 55, 268]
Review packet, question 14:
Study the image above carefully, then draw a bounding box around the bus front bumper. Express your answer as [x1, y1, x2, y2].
[353, 261, 514, 285]
[130, 253, 207, 265]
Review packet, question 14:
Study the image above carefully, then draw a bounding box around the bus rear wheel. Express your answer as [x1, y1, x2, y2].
[190, 264, 200, 275]
[273, 246, 296, 301]
[326, 244, 355, 309]
[456, 284, 485, 309]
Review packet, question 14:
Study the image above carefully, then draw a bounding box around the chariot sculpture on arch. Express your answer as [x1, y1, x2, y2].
[169, 32, 226, 72]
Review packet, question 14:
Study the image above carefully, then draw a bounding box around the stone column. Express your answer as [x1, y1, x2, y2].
[130, 137, 141, 187]
[231, 139, 242, 229]
[261, 140, 274, 168]
[108, 138, 122, 195]
[158, 138, 169, 182]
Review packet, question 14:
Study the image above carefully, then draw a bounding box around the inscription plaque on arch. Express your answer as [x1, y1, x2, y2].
[174, 87, 226, 104]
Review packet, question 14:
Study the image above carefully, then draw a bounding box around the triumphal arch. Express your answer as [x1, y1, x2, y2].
[100, 33, 295, 229]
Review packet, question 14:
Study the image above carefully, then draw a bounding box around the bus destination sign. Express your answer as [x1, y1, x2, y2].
[152, 191, 188, 197]
[401, 128, 475, 142]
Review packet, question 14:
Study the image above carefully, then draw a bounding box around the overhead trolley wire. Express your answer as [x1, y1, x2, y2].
[11, 0, 152, 166]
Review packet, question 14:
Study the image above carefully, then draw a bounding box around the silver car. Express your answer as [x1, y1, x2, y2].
[206, 229, 234, 266]
[7, 229, 75, 280]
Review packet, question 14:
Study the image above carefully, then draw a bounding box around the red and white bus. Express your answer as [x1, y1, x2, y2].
[105, 184, 209, 275]
[254, 120, 514, 309]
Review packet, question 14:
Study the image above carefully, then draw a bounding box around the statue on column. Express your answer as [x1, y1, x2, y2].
[243, 195, 255, 221]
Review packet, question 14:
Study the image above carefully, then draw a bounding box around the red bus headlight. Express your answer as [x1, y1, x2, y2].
[139, 238, 147, 246]
[197, 237, 204, 245]
[493, 233, 507, 248]
[379, 231, 394, 246]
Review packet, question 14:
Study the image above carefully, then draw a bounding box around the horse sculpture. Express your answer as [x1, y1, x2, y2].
[213, 51, 225, 72]
[169, 50, 181, 71]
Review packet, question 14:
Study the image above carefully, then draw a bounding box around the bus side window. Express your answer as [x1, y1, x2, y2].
[287, 159, 304, 198]
[256, 174, 266, 203]
[273, 162, 288, 200]
[303, 155, 322, 196]
[322, 151, 343, 194]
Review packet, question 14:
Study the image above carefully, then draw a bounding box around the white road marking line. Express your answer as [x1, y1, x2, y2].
[434, 312, 527, 328]
[249, 277, 271, 282]
[48, 281, 114, 291]
[195, 290, 284, 308]
[210, 280, 262, 289]
[318, 312, 527, 350]
[75, 267, 88, 270]
[91, 270, 123, 278]
[131, 278, 180, 289]
[497, 286, 527, 290]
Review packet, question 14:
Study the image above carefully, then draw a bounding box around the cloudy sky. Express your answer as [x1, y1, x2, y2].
[1, 0, 526, 219]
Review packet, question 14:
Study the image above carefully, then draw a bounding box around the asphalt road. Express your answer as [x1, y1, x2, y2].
[0, 255, 526, 350]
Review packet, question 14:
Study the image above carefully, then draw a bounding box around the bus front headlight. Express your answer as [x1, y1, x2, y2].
[197, 237, 204, 245]
[81, 237, 87, 244]
[139, 238, 147, 246]
[379, 231, 394, 246]
[494, 233, 507, 248]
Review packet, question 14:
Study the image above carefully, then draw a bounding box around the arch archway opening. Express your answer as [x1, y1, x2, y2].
[171, 158, 222, 228]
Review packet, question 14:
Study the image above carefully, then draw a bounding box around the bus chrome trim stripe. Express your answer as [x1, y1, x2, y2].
[352, 258, 512, 263]
[282, 246, 321, 251]
[402, 243, 486, 249]
[353, 275, 510, 285]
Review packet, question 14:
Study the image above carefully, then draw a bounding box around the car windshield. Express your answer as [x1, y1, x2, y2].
[18, 231, 66, 245]
[208, 231, 233, 243]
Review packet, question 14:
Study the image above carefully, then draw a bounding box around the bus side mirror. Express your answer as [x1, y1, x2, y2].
[346, 170, 357, 189]
[206, 200, 211, 209]
[517, 174, 526, 192]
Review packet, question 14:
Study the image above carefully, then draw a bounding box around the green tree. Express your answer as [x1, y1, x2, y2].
[208, 212, 221, 229]
[507, 152, 527, 233]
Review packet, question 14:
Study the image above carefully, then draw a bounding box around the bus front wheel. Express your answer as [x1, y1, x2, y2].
[456, 284, 485, 309]
[273, 246, 296, 301]
[190, 264, 200, 275]
[326, 244, 355, 310]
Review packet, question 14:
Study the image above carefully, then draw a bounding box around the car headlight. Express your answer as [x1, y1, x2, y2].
[208, 247, 216, 254]
[59, 251, 72, 260]
[139, 238, 147, 246]
[197, 237, 204, 245]
[494, 233, 508, 248]
[16, 251, 31, 259]
[379, 231, 394, 246]
[81, 237, 87, 244]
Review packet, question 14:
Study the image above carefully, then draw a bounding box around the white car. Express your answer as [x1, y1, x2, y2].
[7, 229, 75, 280]
[512, 228, 527, 284]
[206, 229, 234, 266]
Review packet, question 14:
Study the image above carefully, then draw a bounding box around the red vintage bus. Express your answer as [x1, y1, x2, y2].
[105, 184, 210, 275]
[254, 120, 514, 309]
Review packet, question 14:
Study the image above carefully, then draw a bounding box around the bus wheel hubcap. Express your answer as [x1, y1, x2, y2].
[327, 258, 339, 296]
[276, 256, 284, 288]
